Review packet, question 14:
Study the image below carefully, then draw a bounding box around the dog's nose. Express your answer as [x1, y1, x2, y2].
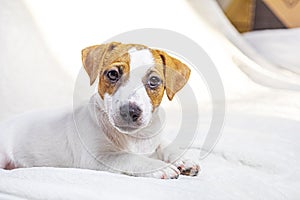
[120, 103, 142, 122]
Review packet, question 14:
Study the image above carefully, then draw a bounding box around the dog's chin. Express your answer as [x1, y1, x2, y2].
[113, 120, 151, 135]
[114, 125, 142, 134]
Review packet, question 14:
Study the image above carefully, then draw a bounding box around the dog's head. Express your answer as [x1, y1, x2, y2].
[82, 42, 190, 134]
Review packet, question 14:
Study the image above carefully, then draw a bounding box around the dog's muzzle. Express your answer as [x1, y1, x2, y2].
[119, 102, 142, 123]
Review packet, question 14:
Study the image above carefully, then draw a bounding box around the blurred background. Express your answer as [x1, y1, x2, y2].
[219, 0, 300, 32]
[0, 0, 299, 119]
[1, 0, 300, 121]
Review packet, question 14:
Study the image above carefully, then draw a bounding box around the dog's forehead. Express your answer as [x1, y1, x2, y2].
[117, 48, 155, 95]
[128, 47, 155, 71]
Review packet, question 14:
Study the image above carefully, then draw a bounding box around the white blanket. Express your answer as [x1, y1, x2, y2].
[1, 110, 299, 199]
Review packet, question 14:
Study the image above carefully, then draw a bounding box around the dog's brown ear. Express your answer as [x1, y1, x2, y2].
[81, 42, 121, 85]
[156, 50, 191, 101]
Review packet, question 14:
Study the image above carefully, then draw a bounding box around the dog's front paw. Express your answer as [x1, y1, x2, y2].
[174, 159, 200, 176]
[155, 145, 200, 177]
[148, 164, 180, 179]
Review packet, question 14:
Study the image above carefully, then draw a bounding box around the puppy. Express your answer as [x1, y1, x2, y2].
[0, 42, 200, 179]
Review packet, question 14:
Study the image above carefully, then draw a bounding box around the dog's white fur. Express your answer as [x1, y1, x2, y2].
[0, 47, 199, 179]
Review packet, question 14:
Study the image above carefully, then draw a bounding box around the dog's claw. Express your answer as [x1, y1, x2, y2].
[175, 160, 200, 176]
[181, 166, 199, 176]
[155, 164, 180, 179]
[171, 174, 179, 179]
[177, 164, 185, 172]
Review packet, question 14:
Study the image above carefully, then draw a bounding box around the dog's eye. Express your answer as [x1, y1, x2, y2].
[148, 76, 161, 89]
[107, 69, 120, 83]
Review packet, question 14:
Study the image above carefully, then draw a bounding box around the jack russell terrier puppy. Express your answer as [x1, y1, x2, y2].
[0, 42, 200, 179]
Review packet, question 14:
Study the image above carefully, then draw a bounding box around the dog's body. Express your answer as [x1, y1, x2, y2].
[0, 42, 199, 178]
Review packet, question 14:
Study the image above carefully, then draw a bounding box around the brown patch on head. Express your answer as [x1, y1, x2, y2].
[82, 42, 121, 85]
[98, 58, 130, 99]
[143, 49, 191, 108]
[142, 50, 166, 108]
[82, 42, 190, 103]
[154, 49, 191, 101]
[81, 42, 147, 99]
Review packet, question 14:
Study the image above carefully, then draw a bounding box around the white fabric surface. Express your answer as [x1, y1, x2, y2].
[0, 0, 73, 121]
[188, 0, 300, 91]
[1, 111, 299, 200]
[244, 28, 300, 74]
[1, 0, 300, 199]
